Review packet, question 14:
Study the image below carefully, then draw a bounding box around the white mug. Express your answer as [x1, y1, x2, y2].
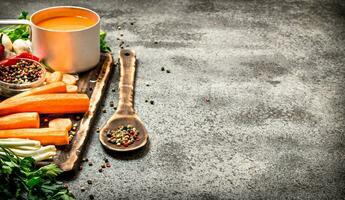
[0, 6, 100, 73]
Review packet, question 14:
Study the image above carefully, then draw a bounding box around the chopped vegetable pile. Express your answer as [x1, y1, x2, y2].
[0, 59, 44, 84]
[0, 146, 75, 200]
[106, 125, 140, 147]
[0, 10, 109, 200]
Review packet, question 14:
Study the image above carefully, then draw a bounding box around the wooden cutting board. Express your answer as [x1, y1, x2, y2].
[38, 53, 114, 172]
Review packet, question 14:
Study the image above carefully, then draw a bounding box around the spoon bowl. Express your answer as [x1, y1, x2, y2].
[99, 115, 148, 151]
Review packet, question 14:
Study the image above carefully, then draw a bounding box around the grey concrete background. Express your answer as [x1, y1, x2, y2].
[1, 0, 345, 199]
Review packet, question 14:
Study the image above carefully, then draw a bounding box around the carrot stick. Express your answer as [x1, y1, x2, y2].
[49, 118, 73, 131]
[0, 112, 40, 130]
[0, 128, 69, 145]
[0, 94, 89, 116]
[2, 82, 67, 103]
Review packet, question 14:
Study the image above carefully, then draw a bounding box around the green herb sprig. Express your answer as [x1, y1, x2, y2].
[0, 146, 75, 200]
[100, 30, 111, 53]
[0, 11, 30, 42]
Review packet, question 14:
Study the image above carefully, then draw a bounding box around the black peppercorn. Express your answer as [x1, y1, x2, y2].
[0, 60, 43, 84]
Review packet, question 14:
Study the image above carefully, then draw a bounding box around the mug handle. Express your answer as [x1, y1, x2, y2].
[0, 19, 30, 25]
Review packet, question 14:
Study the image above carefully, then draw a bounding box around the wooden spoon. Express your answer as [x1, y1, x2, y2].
[99, 49, 148, 151]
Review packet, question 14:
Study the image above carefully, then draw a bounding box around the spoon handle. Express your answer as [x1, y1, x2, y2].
[117, 49, 136, 115]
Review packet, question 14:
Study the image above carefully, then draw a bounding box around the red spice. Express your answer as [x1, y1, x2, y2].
[0, 52, 40, 66]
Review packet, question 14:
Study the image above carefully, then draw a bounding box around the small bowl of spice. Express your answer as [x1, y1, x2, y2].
[0, 58, 46, 97]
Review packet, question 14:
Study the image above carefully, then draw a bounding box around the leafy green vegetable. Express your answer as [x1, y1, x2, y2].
[100, 30, 111, 52]
[0, 146, 75, 200]
[0, 11, 30, 42]
[0, 11, 112, 53]
[18, 11, 30, 20]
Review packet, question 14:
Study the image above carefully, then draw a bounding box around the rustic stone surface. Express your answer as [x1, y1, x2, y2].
[1, 0, 345, 199]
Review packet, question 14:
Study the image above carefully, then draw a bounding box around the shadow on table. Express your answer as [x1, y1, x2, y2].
[60, 140, 150, 181]
[102, 139, 150, 160]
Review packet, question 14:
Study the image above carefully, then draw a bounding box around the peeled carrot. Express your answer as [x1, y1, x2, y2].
[62, 74, 77, 85]
[66, 85, 78, 93]
[0, 128, 69, 145]
[47, 71, 63, 83]
[2, 82, 67, 103]
[0, 112, 40, 130]
[0, 93, 90, 116]
[49, 118, 73, 131]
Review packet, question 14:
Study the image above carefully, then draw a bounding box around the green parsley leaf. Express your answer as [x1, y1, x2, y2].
[0, 146, 76, 200]
[100, 30, 111, 52]
[0, 11, 30, 42]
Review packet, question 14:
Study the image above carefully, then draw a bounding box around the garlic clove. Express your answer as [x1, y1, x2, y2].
[1, 34, 13, 51]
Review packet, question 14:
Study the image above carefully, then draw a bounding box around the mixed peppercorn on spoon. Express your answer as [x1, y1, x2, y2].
[99, 49, 148, 152]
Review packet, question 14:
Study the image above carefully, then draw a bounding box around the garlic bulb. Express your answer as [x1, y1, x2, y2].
[13, 39, 32, 54]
